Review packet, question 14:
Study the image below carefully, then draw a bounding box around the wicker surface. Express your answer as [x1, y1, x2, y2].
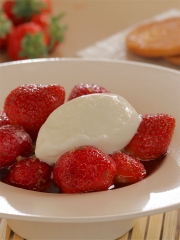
[0, 209, 179, 240]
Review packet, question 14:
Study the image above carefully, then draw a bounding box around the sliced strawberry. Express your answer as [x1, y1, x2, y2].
[4, 84, 65, 140]
[6, 158, 53, 191]
[31, 12, 66, 52]
[68, 83, 110, 101]
[53, 145, 117, 194]
[125, 114, 176, 160]
[0, 110, 10, 127]
[110, 151, 146, 187]
[0, 125, 33, 168]
[2, 0, 52, 25]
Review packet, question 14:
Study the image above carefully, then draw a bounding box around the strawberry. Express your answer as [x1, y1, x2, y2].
[68, 83, 110, 101]
[2, 0, 52, 26]
[0, 110, 10, 127]
[31, 12, 66, 52]
[0, 125, 33, 168]
[110, 151, 146, 187]
[53, 145, 117, 194]
[0, 8, 13, 49]
[7, 22, 49, 60]
[125, 114, 176, 160]
[4, 84, 65, 140]
[6, 157, 53, 191]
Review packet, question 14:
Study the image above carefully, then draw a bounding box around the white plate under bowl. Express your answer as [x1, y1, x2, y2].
[0, 58, 180, 240]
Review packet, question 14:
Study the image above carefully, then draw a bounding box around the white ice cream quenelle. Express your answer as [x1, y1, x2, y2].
[35, 93, 141, 165]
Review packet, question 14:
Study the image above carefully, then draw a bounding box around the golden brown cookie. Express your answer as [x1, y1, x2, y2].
[126, 17, 180, 58]
[165, 55, 180, 66]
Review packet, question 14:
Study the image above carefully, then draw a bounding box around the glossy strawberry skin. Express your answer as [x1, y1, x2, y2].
[125, 114, 176, 160]
[110, 151, 146, 187]
[68, 83, 110, 101]
[2, 0, 52, 26]
[6, 158, 53, 191]
[0, 111, 10, 127]
[4, 84, 65, 140]
[53, 146, 117, 194]
[0, 125, 33, 168]
[7, 22, 49, 60]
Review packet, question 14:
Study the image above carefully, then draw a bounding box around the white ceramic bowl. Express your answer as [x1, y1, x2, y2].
[0, 58, 180, 240]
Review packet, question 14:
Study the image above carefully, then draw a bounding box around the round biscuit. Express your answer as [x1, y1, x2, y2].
[126, 17, 180, 58]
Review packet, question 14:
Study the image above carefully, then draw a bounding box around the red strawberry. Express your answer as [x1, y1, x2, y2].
[68, 83, 110, 101]
[4, 84, 65, 140]
[0, 110, 10, 127]
[110, 151, 146, 187]
[0, 125, 33, 168]
[6, 158, 53, 191]
[53, 145, 117, 194]
[2, 0, 52, 26]
[7, 22, 49, 60]
[0, 8, 13, 49]
[31, 12, 66, 52]
[125, 114, 176, 160]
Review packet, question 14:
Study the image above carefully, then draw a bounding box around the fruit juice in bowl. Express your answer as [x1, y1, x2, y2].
[0, 58, 180, 240]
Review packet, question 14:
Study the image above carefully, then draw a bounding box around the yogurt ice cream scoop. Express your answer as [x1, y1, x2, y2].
[35, 93, 141, 165]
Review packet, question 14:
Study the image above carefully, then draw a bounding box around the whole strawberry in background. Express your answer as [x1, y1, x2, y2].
[2, 0, 52, 26]
[31, 12, 67, 53]
[4, 84, 65, 140]
[0, 7, 13, 49]
[7, 22, 49, 60]
[53, 145, 117, 194]
[125, 114, 176, 160]
[0, 125, 33, 168]
[6, 158, 53, 191]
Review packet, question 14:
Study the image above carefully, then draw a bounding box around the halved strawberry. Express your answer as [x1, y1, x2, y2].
[0, 125, 33, 168]
[4, 84, 65, 140]
[110, 151, 146, 187]
[53, 145, 117, 194]
[68, 83, 110, 101]
[125, 114, 176, 160]
[6, 157, 53, 191]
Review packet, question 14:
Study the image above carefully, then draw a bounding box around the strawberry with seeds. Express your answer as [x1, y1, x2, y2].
[0, 111, 10, 127]
[7, 22, 49, 60]
[6, 158, 53, 191]
[4, 84, 65, 140]
[125, 114, 176, 160]
[53, 146, 117, 194]
[68, 83, 110, 101]
[0, 125, 33, 168]
[110, 151, 146, 187]
[2, 0, 52, 26]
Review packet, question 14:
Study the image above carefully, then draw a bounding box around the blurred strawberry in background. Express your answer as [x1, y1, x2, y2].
[0, 0, 66, 60]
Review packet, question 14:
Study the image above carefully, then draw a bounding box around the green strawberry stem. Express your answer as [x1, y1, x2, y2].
[20, 33, 48, 59]
[13, 0, 47, 19]
[48, 12, 67, 52]
[0, 8, 12, 38]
